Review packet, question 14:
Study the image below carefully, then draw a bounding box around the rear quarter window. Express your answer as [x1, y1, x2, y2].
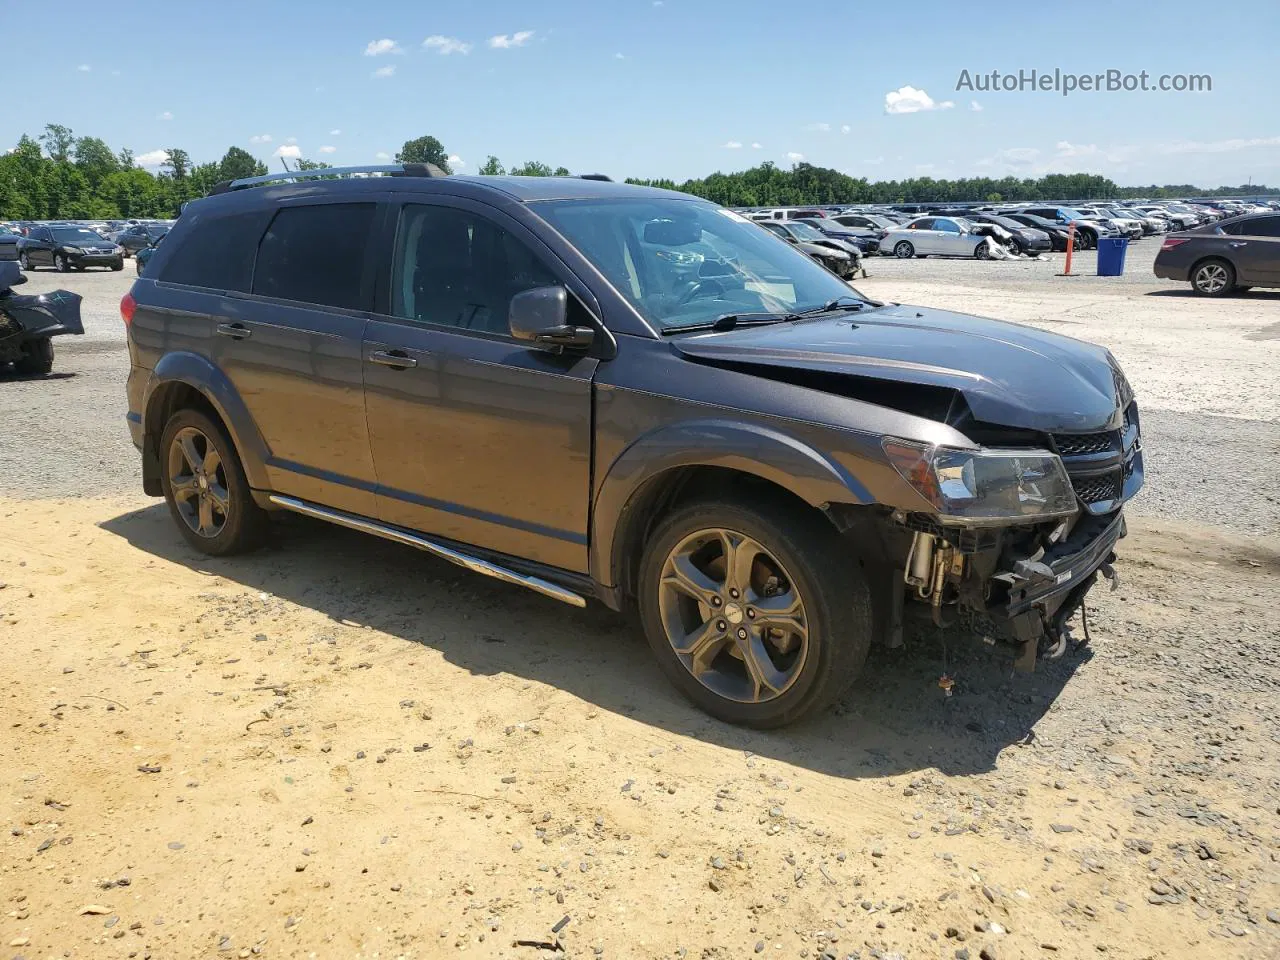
[252, 203, 376, 310]
[155, 211, 270, 292]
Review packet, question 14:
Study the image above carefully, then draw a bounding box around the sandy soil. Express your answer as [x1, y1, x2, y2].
[3, 496, 1278, 960]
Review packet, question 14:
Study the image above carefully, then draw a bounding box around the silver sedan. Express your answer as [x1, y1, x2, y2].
[881, 216, 994, 259]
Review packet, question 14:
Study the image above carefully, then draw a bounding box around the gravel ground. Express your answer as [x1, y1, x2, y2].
[1, 245, 1278, 960]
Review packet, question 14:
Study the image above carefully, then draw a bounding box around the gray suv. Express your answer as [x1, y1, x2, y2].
[123, 165, 1144, 727]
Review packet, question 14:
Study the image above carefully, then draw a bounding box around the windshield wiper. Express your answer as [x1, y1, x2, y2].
[793, 295, 870, 317]
[660, 312, 799, 335]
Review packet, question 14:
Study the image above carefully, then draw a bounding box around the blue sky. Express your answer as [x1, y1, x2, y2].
[6, 0, 1279, 186]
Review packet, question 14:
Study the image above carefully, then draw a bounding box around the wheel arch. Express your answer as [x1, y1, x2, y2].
[590, 419, 874, 604]
[142, 352, 270, 494]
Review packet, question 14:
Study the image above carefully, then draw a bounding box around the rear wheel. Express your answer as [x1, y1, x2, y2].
[18, 252, 31, 271]
[1191, 258, 1235, 297]
[14, 339, 53, 375]
[637, 495, 872, 728]
[893, 240, 914, 259]
[159, 409, 268, 556]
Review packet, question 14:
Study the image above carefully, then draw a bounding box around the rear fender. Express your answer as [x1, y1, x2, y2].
[590, 419, 873, 588]
[143, 352, 270, 489]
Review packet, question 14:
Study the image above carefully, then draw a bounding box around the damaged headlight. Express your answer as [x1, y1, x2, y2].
[883, 439, 1078, 524]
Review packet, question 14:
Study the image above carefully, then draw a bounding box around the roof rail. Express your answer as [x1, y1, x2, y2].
[577, 173, 612, 182]
[210, 162, 448, 195]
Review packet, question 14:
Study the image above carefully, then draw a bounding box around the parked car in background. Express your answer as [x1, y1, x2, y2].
[794, 218, 881, 255]
[1153, 212, 1280, 296]
[1100, 206, 1165, 235]
[1004, 207, 1115, 249]
[18, 224, 125, 272]
[758, 220, 858, 278]
[881, 216, 997, 259]
[931, 211, 1052, 256]
[0, 226, 21, 261]
[115, 222, 170, 257]
[1077, 207, 1144, 240]
[125, 164, 1144, 728]
[135, 234, 164, 276]
[1131, 205, 1196, 230]
[831, 213, 899, 232]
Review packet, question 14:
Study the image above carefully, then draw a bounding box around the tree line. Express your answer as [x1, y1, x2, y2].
[2, 125, 1274, 221]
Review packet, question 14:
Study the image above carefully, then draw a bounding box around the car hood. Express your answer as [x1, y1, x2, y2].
[671, 305, 1124, 432]
[796, 241, 847, 259]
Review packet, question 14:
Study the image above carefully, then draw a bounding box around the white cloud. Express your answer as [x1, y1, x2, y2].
[806, 122, 831, 133]
[722, 140, 743, 149]
[318, 145, 337, 154]
[158, 111, 173, 121]
[751, 142, 763, 149]
[488, 30, 535, 49]
[375, 151, 391, 160]
[841, 124, 851, 134]
[614, 52, 626, 60]
[653, 1, 663, 6]
[786, 152, 805, 162]
[1158, 135, 1280, 155]
[135, 149, 169, 168]
[274, 144, 302, 159]
[364, 38, 402, 56]
[249, 134, 273, 144]
[329, 129, 342, 136]
[77, 64, 91, 72]
[883, 85, 954, 114]
[970, 100, 983, 112]
[447, 154, 464, 167]
[424, 35, 472, 55]
[372, 64, 396, 78]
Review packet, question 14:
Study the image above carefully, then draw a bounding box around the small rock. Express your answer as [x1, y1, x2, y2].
[390, 883, 401, 892]
[708, 878, 722, 892]
[1266, 909, 1280, 924]
[1226, 924, 1246, 937]
[137, 765, 162, 774]
[710, 856, 727, 870]
[955, 950, 970, 960]
[512, 841, 523, 852]
[945, 927, 965, 941]
[79, 904, 113, 915]
[755, 942, 765, 953]
[871, 847, 884, 858]
[979, 949, 997, 960]
[1049, 824, 1075, 834]
[501, 776, 517, 784]
[167, 841, 185, 850]
[10, 938, 31, 948]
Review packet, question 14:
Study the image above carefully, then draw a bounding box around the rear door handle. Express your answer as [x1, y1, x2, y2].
[216, 322, 251, 340]
[367, 349, 417, 369]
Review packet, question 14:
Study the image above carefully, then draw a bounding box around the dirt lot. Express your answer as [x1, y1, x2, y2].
[2, 245, 1279, 960]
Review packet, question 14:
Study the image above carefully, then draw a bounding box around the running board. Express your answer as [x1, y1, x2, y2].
[267, 495, 588, 608]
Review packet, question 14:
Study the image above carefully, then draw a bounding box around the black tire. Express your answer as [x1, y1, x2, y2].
[55, 253, 70, 273]
[1009, 239, 1025, 257]
[1235, 285, 1252, 294]
[14, 339, 53, 375]
[18, 252, 31, 271]
[1190, 258, 1235, 297]
[111, 260, 123, 272]
[893, 240, 914, 259]
[159, 409, 268, 556]
[974, 241, 991, 260]
[636, 494, 873, 728]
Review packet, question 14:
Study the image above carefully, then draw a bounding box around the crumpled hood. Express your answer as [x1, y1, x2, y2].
[671, 305, 1125, 432]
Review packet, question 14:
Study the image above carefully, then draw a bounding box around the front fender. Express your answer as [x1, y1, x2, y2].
[589, 418, 873, 588]
[143, 352, 270, 490]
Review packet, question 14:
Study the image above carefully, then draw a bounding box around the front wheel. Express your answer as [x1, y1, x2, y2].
[159, 409, 268, 556]
[14, 339, 53, 375]
[18, 252, 31, 271]
[974, 241, 991, 260]
[893, 240, 915, 259]
[1191, 259, 1235, 297]
[111, 260, 123, 272]
[54, 253, 70, 273]
[637, 495, 872, 728]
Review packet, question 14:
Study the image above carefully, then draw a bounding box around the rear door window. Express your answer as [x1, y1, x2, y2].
[156, 211, 269, 292]
[1240, 216, 1280, 237]
[253, 203, 376, 310]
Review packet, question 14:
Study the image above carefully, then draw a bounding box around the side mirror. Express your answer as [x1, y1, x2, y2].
[509, 286, 594, 351]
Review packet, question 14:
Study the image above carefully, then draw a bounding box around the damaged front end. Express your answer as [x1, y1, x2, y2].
[0, 261, 85, 366]
[876, 401, 1144, 669]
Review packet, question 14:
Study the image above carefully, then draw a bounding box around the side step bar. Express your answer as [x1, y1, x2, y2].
[267, 495, 588, 609]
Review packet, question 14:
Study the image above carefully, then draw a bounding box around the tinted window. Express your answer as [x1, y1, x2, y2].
[1240, 216, 1280, 237]
[910, 218, 935, 230]
[390, 205, 559, 336]
[936, 219, 961, 234]
[253, 203, 375, 310]
[158, 210, 269, 292]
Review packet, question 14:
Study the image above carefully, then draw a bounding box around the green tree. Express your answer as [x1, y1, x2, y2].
[508, 160, 553, 177]
[163, 148, 191, 180]
[217, 146, 267, 182]
[117, 146, 135, 168]
[73, 136, 119, 188]
[295, 158, 333, 170]
[39, 123, 75, 162]
[477, 155, 505, 176]
[395, 135, 451, 173]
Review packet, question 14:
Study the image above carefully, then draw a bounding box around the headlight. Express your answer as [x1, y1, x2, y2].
[883, 439, 1077, 524]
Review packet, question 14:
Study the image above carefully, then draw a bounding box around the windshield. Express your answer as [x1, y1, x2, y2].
[785, 221, 827, 241]
[984, 215, 1023, 230]
[534, 198, 862, 331]
[1059, 208, 1089, 220]
[52, 227, 102, 243]
[146, 224, 169, 238]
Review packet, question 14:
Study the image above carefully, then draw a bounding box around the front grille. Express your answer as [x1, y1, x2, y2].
[1071, 472, 1121, 505]
[1054, 431, 1115, 455]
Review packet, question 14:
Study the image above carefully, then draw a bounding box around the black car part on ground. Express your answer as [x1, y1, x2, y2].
[0, 261, 85, 372]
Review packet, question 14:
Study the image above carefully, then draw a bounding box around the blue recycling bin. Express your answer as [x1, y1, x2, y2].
[1096, 237, 1129, 276]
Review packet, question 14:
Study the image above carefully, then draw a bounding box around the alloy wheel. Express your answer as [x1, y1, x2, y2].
[167, 426, 230, 538]
[656, 527, 809, 704]
[1194, 263, 1228, 294]
[18, 252, 29, 270]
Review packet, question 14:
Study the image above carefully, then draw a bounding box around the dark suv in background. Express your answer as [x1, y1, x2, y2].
[124, 165, 1144, 727]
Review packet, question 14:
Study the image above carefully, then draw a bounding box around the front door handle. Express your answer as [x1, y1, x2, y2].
[216, 322, 251, 340]
[368, 349, 417, 369]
